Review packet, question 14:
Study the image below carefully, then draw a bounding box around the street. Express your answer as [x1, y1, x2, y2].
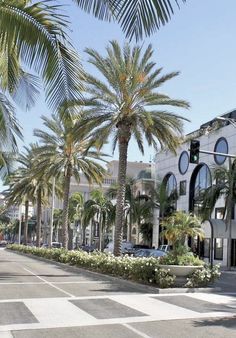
[0, 248, 236, 338]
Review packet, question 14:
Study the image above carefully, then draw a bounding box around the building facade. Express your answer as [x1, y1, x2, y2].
[154, 109, 236, 267]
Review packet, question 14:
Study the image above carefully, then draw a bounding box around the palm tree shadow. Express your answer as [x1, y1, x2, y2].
[194, 316, 236, 329]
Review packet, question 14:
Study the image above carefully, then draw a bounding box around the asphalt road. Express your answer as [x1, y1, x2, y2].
[0, 248, 236, 338]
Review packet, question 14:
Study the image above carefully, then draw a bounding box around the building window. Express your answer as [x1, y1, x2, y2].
[215, 207, 224, 219]
[214, 238, 223, 260]
[161, 173, 178, 216]
[178, 151, 189, 175]
[214, 137, 228, 165]
[179, 180, 187, 195]
[203, 238, 210, 258]
[189, 164, 212, 216]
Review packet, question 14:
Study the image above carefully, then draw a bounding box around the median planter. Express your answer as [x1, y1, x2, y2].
[160, 265, 203, 277]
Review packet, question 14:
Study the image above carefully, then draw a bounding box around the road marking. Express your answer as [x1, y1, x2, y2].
[0, 332, 14, 338]
[23, 268, 75, 298]
[0, 281, 104, 285]
[123, 323, 153, 338]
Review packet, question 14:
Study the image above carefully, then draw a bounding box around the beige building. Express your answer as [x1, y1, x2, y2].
[42, 160, 151, 247]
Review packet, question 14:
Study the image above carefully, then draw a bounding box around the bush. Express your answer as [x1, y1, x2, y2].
[184, 264, 221, 288]
[7, 244, 219, 289]
[159, 252, 204, 266]
[7, 244, 174, 288]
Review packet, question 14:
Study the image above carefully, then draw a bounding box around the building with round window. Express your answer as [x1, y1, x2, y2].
[154, 109, 236, 267]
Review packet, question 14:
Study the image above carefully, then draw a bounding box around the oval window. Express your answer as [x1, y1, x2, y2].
[179, 151, 189, 175]
[214, 138, 228, 165]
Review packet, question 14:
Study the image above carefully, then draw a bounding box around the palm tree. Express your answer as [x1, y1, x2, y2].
[34, 111, 107, 249]
[0, 1, 83, 112]
[200, 162, 236, 269]
[84, 41, 189, 255]
[84, 189, 115, 250]
[74, 0, 186, 41]
[6, 145, 60, 246]
[68, 192, 84, 245]
[6, 147, 36, 244]
[53, 208, 63, 242]
[161, 211, 204, 256]
[0, 1, 84, 176]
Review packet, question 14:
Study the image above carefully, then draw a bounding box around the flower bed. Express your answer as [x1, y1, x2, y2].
[7, 244, 220, 288]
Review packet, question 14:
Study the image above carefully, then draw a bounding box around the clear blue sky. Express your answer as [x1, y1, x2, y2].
[17, 0, 236, 164]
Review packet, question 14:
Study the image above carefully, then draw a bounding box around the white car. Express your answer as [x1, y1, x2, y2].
[104, 241, 133, 254]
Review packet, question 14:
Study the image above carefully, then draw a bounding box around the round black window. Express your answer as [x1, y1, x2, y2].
[214, 138, 228, 165]
[179, 151, 189, 175]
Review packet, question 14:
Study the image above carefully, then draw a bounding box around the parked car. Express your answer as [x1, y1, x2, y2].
[104, 241, 133, 254]
[133, 248, 167, 258]
[125, 244, 150, 255]
[159, 244, 172, 252]
[41, 242, 62, 248]
[78, 244, 95, 253]
[0, 240, 7, 247]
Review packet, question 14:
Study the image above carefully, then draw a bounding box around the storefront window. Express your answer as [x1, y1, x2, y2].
[214, 238, 223, 260]
[203, 238, 210, 258]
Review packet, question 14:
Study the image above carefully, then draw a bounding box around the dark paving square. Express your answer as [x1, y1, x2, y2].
[12, 324, 136, 338]
[0, 302, 38, 325]
[69, 298, 147, 319]
[152, 295, 236, 313]
[0, 284, 67, 299]
[130, 317, 236, 338]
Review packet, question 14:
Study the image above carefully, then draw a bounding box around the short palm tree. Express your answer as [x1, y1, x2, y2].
[200, 162, 236, 268]
[84, 189, 115, 250]
[84, 41, 189, 255]
[161, 211, 204, 255]
[34, 111, 107, 249]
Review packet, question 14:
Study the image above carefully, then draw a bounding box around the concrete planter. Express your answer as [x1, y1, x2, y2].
[160, 265, 203, 277]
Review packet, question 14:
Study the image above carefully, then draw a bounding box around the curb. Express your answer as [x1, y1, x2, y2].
[7, 249, 221, 294]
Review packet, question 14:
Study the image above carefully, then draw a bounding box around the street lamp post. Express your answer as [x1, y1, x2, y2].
[18, 204, 22, 245]
[49, 177, 55, 248]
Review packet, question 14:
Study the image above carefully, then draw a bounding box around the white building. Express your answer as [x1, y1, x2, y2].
[154, 109, 236, 268]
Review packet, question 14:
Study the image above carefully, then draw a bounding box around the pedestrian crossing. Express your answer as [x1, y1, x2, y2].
[0, 293, 235, 334]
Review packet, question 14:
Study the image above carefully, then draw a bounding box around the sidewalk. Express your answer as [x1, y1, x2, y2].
[215, 271, 236, 293]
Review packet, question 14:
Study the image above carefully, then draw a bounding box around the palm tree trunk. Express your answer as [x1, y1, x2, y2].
[99, 212, 102, 251]
[36, 188, 42, 247]
[23, 200, 29, 245]
[62, 166, 72, 249]
[114, 125, 131, 256]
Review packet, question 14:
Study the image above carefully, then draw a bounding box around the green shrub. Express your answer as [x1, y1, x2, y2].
[184, 264, 221, 288]
[159, 252, 204, 266]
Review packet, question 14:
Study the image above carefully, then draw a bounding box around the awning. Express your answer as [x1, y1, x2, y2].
[202, 219, 236, 239]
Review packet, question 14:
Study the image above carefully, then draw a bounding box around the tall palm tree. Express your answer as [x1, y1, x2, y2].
[74, 0, 186, 41]
[200, 162, 236, 269]
[84, 41, 189, 255]
[34, 111, 107, 249]
[0, 1, 83, 112]
[84, 189, 115, 250]
[0, 1, 83, 175]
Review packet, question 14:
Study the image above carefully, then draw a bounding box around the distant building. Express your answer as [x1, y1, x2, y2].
[42, 160, 151, 247]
